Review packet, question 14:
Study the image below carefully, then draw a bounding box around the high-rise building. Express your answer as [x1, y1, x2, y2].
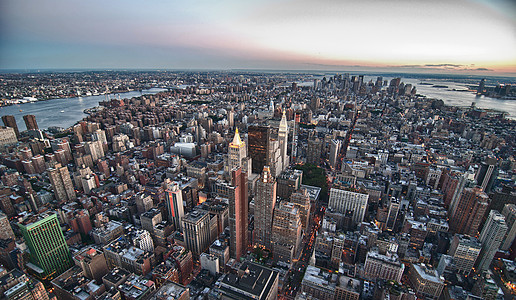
[18, 213, 72, 279]
[166, 182, 184, 232]
[475, 156, 498, 193]
[476, 210, 507, 272]
[448, 234, 482, 276]
[254, 166, 277, 249]
[23, 115, 39, 131]
[228, 168, 248, 260]
[306, 136, 322, 165]
[290, 188, 311, 232]
[248, 125, 270, 174]
[408, 264, 445, 300]
[0, 211, 15, 240]
[48, 163, 76, 203]
[278, 110, 289, 170]
[501, 204, 516, 250]
[449, 187, 489, 236]
[363, 250, 405, 282]
[1, 115, 19, 138]
[329, 139, 341, 169]
[272, 202, 302, 266]
[182, 210, 211, 256]
[277, 168, 303, 200]
[132, 229, 155, 253]
[227, 128, 250, 174]
[329, 186, 369, 225]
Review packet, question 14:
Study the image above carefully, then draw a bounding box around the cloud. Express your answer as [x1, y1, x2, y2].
[395, 63, 493, 72]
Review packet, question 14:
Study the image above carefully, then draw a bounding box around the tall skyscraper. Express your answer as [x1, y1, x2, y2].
[165, 182, 184, 232]
[475, 156, 498, 193]
[290, 188, 311, 232]
[248, 125, 270, 174]
[448, 234, 482, 276]
[501, 204, 516, 250]
[272, 202, 302, 265]
[306, 136, 322, 165]
[23, 114, 39, 130]
[48, 163, 76, 203]
[227, 128, 250, 175]
[476, 210, 507, 272]
[329, 139, 341, 169]
[18, 213, 72, 279]
[278, 110, 289, 170]
[182, 210, 211, 256]
[229, 168, 248, 260]
[449, 187, 489, 236]
[1, 115, 20, 138]
[254, 166, 277, 249]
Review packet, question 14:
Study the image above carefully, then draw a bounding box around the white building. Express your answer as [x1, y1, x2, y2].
[200, 252, 219, 275]
[329, 187, 369, 225]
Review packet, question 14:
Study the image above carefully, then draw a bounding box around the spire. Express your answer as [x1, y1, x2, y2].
[262, 166, 271, 183]
[279, 109, 288, 132]
[231, 127, 243, 146]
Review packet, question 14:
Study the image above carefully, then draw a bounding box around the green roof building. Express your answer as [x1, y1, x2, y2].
[18, 213, 72, 280]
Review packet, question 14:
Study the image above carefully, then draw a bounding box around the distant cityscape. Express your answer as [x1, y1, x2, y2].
[0, 70, 516, 300]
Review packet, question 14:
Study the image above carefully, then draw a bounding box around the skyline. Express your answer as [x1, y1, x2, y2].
[1, 0, 516, 75]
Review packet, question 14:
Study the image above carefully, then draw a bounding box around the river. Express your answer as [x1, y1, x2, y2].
[0, 88, 166, 131]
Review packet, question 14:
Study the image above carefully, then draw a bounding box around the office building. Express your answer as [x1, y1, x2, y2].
[254, 166, 277, 249]
[23, 114, 39, 130]
[329, 139, 341, 169]
[0, 127, 18, 147]
[272, 202, 302, 266]
[229, 168, 248, 260]
[48, 163, 76, 203]
[166, 182, 184, 232]
[277, 168, 303, 199]
[408, 264, 445, 300]
[290, 188, 311, 232]
[200, 252, 219, 275]
[364, 250, 405, 282]
[278, 110, 289, 170]
[18, 213, 73, 279]
[1, 115, 19, 138]
[329, 186, 369, 225]
[449, 187, 488, 236]
[248, 125, 271, 174]
[448, 234, 482, 276]
[306, 136, 322, 165]
[73, 247, 109, 282]
[501, 203, 516, 250]
[218, 261, 278, 300]
[476, 210, 507, 272]
[182, 210, 211, 256]
[475, 156, 498, 193]
[132, 229, 155, 252]
[210, 239, 230, 271]
[227, 128, 250, 174]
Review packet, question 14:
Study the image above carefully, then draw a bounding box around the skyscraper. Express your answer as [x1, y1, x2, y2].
[475, 156, 498, 193]
[182, 210, 211, 256]
[227, 128, 250, 174]
[229, 168, 248, 260]
[306, 136, 322, 165]
[278, 110, 289, 170]
[23, 114, 39, 130]
[165, 182, 184, 232]
[48, 163, 76, 203]
[18, 213, 72, 279]
[448, 234, 482, 276]
[449, 187, 489, 236]
[476, 210, 507, 272]
[272, 202, 302, 266]
[254, 166, 277, 249]
[248, 125, 270, 174]
[329, 139, 341, 169]
[501, 204, 516, 250]
[1, 115, 20, 138]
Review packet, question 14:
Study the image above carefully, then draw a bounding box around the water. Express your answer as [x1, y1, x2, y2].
[0, 88, 165, 131]
[402, 78, 516, 119]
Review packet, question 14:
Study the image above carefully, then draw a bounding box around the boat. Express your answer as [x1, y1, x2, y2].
[19, 109, 22, 112]
[60, 110, 65, 113]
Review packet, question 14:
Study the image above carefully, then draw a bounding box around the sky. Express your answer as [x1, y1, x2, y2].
[1, 0, 515, 75]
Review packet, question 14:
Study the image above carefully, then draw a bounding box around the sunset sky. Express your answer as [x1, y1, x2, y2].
[1, 0, 515, 75]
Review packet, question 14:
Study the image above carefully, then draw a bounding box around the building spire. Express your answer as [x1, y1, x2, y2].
[231, 127, 243, 146]
[279, 109, 288, 132]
